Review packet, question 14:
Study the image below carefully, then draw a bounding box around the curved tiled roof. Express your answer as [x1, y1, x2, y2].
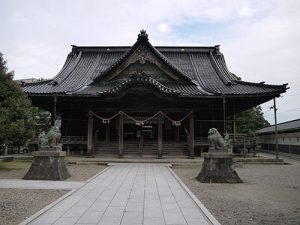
[23, 31, 287, 97]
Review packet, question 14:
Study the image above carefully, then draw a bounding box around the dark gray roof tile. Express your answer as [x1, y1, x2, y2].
[257, 119, 300, 134]
[23, 32, 287, 97]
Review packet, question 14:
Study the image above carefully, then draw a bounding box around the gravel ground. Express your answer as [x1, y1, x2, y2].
[0, 162, 107, 225]
[0, 188, 67, 225]
[0, 161, 107, 181]
[173, 161, 300, 225]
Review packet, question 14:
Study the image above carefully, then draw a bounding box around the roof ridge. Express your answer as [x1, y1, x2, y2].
[70, 46, 217, 52]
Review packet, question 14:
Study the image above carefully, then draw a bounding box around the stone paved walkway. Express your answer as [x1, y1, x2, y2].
[25, 164, 217, 225]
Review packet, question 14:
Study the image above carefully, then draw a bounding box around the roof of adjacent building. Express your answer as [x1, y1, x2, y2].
[23, 30, 288, 98]
[257, 119, 300, 134]
[15, 78, 38, 84]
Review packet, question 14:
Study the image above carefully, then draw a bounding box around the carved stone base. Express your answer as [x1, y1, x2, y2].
[196, 153, 243, 183]
[23, 149, 70, 180]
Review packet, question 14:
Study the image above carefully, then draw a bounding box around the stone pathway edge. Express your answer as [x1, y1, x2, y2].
[18, 166, 111, 225]
[167, 167, 221, 225]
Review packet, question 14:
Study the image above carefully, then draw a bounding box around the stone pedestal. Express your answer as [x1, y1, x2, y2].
[196, 152, 243, 183]
[23, 147, 70, 180]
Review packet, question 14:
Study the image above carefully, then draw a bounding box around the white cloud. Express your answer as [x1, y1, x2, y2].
[219, 0, 300, 123]
[157, 23, 172, 33]
[238, 6, 254, 18]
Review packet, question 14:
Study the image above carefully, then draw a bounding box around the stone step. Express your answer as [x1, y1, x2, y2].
[93, 141, 188, 156]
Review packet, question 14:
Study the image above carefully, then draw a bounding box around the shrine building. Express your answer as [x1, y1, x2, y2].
[23, 30, 287, 157]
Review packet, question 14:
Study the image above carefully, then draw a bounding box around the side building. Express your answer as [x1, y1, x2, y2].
[257, 119, 300, 155]
[22, 30, 288, 157]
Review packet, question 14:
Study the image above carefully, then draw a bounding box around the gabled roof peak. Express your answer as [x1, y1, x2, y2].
[138, 29, 149, 41]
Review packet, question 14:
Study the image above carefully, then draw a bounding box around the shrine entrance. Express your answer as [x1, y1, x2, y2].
[89, 111, 194, 157]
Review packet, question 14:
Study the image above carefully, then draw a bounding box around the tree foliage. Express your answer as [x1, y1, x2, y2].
[227, 106, 270, 136]
[0, 53, 37, 147]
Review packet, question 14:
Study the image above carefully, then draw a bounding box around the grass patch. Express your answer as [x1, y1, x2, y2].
[0, 161, 31, 171]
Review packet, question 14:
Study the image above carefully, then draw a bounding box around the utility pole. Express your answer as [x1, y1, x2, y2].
[271, 98, 279, 159]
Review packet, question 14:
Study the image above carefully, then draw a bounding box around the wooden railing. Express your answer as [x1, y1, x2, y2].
[60, 136, 87, 145]
[194, 134, 256, 149]
[29, 136, 87, 145]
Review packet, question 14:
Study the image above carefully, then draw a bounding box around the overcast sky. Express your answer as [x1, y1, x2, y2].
[1, 0, 299, 124]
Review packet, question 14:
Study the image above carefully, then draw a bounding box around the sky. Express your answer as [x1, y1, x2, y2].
[1, 0, 299, 124]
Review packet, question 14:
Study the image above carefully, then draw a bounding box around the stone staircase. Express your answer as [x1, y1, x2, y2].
[93, 141, 188, 157]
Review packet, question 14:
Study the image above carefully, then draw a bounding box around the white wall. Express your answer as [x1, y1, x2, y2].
[257, 132, 300, 145]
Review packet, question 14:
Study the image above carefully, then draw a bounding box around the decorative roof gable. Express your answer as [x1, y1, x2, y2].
[93, 30, 193, 84]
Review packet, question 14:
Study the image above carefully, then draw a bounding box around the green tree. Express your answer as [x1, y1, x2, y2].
[228, 106, 270, 136]
[0, 53, 37, 154]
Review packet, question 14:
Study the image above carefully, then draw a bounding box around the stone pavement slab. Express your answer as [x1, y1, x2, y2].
[22, 163, 220, 225]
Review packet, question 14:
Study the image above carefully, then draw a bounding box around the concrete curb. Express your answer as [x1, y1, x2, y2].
[168, 167, 221, 225]
[19, 166, 111, 225]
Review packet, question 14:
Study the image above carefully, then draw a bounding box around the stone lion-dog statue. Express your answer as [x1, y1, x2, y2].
[208, 128, 226, 150]
[39, 126, 61, 148]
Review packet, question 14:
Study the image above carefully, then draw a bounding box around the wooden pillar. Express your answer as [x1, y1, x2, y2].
[233, 113, 236, 135]
[87, 112, 93, 156]
[105, 123, 110, 143]
[158, 115, 163, 158]
[188, 112, 195, 158]
[175, 126, 180, 142]
[118, 114, 124, 157]
[51, 96, 57, 126]
[67, 137, 71, 156]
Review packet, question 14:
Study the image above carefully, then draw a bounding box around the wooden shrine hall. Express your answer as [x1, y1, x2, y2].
[23, 30, 287, 157]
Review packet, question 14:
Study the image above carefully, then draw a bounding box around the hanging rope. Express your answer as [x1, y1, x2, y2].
[161, 111, 192, 126]
[121, 111, 162, 126]
[89, 111, 122, 124]
[89, 110, 192, 126]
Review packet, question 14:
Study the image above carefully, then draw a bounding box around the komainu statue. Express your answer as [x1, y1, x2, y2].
[208, 128, 226, 150]
[39, 126, 61, 148]
[47, 126, 61, 147]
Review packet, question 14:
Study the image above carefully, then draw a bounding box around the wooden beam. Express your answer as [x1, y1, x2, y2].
[118, 114, 124, 157]
[158, 115, 163, 158]
[87, 112, 93, 155]
[189, 112, 195, 158]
